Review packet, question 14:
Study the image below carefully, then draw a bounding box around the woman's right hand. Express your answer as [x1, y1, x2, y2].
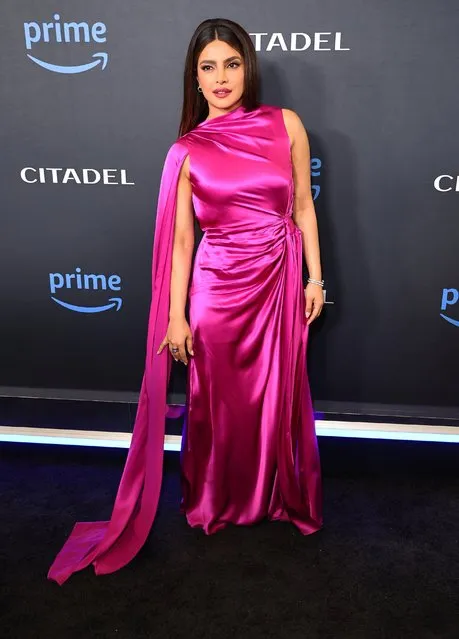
[156, 317, 194, 365]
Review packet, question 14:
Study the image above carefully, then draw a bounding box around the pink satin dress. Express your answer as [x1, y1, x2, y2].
[46, 103, 322, 587]
[178, 104, 322, 535]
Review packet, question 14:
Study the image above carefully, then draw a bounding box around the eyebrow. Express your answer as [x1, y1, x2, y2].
[199, 56, 241, 64]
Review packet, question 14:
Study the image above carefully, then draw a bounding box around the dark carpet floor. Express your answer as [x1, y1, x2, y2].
[1, 438, 458, 639]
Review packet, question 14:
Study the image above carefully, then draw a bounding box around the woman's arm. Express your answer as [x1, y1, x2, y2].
[169, 154, 194, 321]
[281, 108, 322, 283]
[282, 108, 324, 324]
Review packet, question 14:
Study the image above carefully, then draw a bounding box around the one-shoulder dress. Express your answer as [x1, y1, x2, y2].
[177, 103, 322, 535]
[47, 103, 322, 586]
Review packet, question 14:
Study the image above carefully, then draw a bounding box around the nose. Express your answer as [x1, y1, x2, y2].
[217, 66, 228, 84]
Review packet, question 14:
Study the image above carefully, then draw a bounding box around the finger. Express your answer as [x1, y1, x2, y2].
[157, 338, 168, 354]
[307, 310, 320, 325]
[178, 343, 188, 365]
[305, 296, 314, 319]
[307, 302, 321, 325]
[186, 335, 194, 357]
[169, 344, 179, 361]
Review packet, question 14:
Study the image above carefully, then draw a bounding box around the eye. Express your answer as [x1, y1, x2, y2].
[201, 65, 212, 72]
[228, 62, 240, 68]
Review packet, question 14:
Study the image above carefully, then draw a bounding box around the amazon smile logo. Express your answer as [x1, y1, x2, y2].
[440, 288, 459, 327]
[24, 14, 108, 74]
[49, 268, 122, 313]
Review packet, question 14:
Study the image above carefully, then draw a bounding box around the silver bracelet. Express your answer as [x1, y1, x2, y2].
[307, 277, 324, 287]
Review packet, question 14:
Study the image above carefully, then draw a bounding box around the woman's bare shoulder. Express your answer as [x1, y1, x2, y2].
[280, 108, 307, 147]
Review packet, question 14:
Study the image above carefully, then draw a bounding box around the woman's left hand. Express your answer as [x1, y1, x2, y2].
[304, 283, 324, 325]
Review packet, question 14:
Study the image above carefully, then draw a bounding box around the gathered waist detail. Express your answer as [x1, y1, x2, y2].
[203, 213, 301, 242]
[282, 214, 301, 236]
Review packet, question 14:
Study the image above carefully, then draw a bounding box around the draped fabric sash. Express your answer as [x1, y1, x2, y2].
[47, 141, 189, 585]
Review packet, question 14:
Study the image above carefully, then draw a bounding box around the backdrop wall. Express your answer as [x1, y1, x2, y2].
[1, 0, 457, 417]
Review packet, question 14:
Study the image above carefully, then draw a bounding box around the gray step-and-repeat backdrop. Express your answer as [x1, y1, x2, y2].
[1, 1, 457, 418]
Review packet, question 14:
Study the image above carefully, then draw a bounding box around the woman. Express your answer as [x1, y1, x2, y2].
[48, 18, 324, 586]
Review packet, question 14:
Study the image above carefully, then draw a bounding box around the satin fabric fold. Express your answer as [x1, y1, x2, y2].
[47, 140, 190, 585]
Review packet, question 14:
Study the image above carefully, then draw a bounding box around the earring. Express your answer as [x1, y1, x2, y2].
[197, 85, 203, 92]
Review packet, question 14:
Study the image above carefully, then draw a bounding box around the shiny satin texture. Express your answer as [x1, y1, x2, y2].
[179, 104, 322, 535]
[47, 103, 322, 586]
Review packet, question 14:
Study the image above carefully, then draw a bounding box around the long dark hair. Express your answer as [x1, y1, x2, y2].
[178, 18, 260, 138]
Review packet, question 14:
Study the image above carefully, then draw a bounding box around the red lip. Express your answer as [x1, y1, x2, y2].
[213, 89, 231, 94]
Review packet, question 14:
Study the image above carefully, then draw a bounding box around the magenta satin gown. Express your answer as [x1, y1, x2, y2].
[47, 103, 322, 586]
[179, 104, 322, 535]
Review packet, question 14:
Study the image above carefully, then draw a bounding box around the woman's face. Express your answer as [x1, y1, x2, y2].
[196, 39, 245, 112]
